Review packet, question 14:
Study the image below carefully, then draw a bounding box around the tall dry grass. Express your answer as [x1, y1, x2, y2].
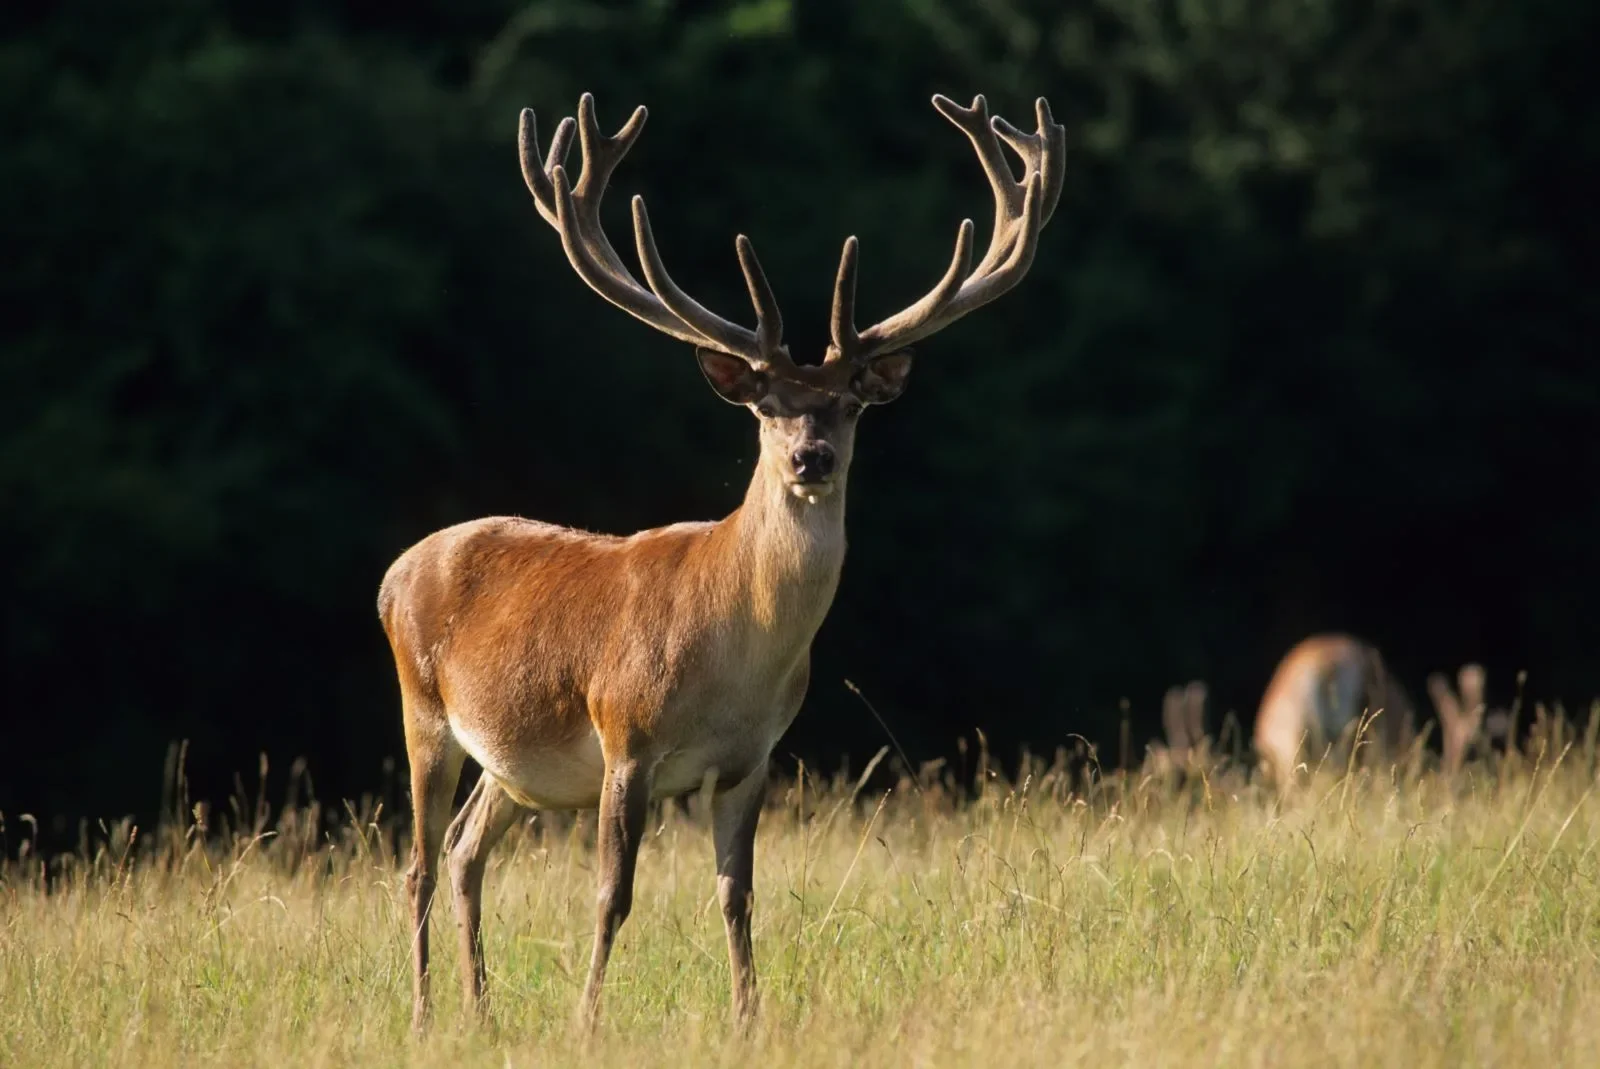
[3, 715, 1599, 1068]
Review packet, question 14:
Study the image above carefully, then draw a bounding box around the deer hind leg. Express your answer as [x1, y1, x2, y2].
[712, 763, 766, 1029]
[444, 773, 524, 1019]
[403, 712, 465, 1032]
[579, 757, 652, 1030]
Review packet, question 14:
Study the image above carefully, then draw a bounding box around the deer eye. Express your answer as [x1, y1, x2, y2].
[842, 401, 864, 419]
[755, 402, 778, 419]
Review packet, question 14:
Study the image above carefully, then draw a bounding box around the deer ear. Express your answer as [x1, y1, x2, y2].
[853, 350, 914, 405]
[696, 349, 768, 405]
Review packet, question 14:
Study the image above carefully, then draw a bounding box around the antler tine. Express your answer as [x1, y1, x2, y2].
[571, 94, 648, 278]
[521, 95, 776, 362]
[861, 172, 1041, 354]
[840, 93, 1064, 363]
[835, 219, 974, 362]
[992, 97, 1067, 226]
[518, 109, 548, 212]
[932, 94, 1024, 276]
[573, 94, 643, 193]
[631, 197, 764, 359]
[546, 118, 575, 188]
[548, 166, 704, 346]
[736, 234, 785, 360]
[964, 173, 1044, 302]
[829, 236, 860, 359]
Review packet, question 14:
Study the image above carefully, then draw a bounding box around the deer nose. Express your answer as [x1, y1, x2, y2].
[791, 443, 835, 482]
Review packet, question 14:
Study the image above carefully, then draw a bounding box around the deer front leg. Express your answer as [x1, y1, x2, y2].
[712, 763, 766, 1028]
[579, 757, 652, 1029]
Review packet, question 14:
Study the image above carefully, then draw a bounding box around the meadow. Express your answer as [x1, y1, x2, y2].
[4, 722, 1600, 1069]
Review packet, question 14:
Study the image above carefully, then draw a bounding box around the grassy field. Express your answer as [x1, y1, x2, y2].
[4, 730, 1600, 1068]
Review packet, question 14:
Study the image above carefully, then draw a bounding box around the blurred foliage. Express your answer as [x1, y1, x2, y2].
[2, 0, 1597, 821]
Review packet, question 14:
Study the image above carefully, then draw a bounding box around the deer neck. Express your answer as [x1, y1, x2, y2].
[724, 451, 847, 638]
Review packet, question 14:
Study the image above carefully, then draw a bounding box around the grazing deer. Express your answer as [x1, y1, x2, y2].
[1143, 680, 1210, 781]
[378, 92, 1064, 1030]
[1426, 663, 1491, 775]
[1253, 634, 1416, 788]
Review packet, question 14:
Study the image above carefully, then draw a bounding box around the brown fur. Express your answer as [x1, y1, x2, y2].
[1254, 634, 1416, 789]
[382, 478, 845, 800]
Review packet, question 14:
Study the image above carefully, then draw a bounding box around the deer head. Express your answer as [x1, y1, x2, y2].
[517, 93, 1065, 503]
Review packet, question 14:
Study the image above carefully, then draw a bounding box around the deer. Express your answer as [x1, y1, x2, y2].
[1253, 634, 1416, 789]
[377, 91, 1065, 1031]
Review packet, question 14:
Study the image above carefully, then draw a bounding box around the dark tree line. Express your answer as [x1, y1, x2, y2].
[4, 0, 1597, 829]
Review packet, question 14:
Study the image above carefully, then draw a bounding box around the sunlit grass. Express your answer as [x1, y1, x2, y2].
[4, 730, 1600, 1067]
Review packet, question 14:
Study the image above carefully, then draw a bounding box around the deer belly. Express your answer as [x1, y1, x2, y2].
[448, 717, 769, 808]
[450, 716, 608, 810]
[647, 695, 796, 799]
[651, 741, 767, 800]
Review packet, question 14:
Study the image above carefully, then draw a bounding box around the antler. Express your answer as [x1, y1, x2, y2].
[1428, 664, 1487, 776]
[518, 94, 789, 369]
[827, 94, 1066, 364]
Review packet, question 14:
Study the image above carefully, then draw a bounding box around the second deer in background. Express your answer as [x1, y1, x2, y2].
[1254, 634, 1416, 788]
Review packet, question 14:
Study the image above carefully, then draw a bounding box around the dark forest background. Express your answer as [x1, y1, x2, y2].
[4, 0, 1597, 834]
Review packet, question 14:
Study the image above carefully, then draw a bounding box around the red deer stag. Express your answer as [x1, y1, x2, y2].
[1254, 634, 1415, 789]
[378, 92, 1064, 1030]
